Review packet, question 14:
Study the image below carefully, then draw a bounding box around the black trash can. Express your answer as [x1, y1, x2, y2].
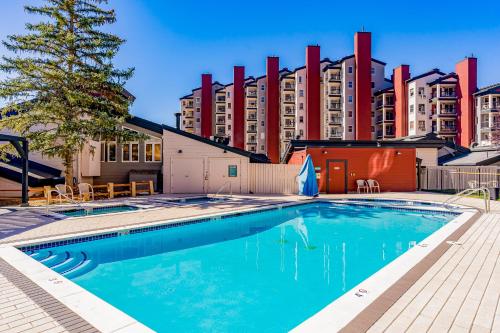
[488, 187, 499, 200]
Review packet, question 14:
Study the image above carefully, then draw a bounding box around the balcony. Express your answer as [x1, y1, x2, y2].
[216, 129, 226, 136]
[329, 117, 342, 125]
[184, 112, 194, 118]
[283, 96, 295, 103]
[329, 74, 341, 82]
[480, 103, 500, 112]
[284, 121, 296, 128]
[247, 91, 257, 98]
[246, 103, 257, 109]
[246, 140, 257, 145]
[328, 132, 342, 139]
[216, 96, 226, 103]
[247, 114, 257, 121]
[216, 118, 226, 125]
[284, 83, 295, 91]
[438, 126, 457, 133]
[328, 103, 342, 111]
[283, 108, 295, 115]
[328, 88, 342, 97]
[439, 108, 457, 116]
[216, 107, 225, 114]
[247, 127, 257, 133]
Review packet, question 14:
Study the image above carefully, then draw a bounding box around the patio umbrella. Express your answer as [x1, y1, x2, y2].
[297, 154, 319, 197]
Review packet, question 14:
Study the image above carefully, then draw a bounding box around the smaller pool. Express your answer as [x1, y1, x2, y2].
[55, 205, 139, 217]
[334, 198, 436, 207]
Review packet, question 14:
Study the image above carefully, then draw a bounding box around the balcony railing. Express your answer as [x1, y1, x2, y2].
[284, 84, 295, 90]
[440, 108, 457, 115]
[329, 89, 342, 96]
[247, 103, 257, 109]
[481, 103, 500, 111]
[328, 132, 342, 138]
[247, 114, 257, 121]
[439, 126, 457, 133]
[328, 103, 341, 111]
[216, 118, 225, 125]
[284, 108, 295, 115]
[329, 75, 341, 81]
[216, 107, 225, 113]
[247, 127, 257, 133]
[440, 91, 456, 98]
[247, 91, 257, 97]
[329, 118, 342, 125]
[216, 97, 226, 103]
[284, 96, 295, 103]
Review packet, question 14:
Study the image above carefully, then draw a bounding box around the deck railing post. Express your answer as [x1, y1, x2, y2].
[131, 182, 137, 197]
[149, 180, 154, 194]
[107, 182, 114, 199]
[44, 186, 52, 204]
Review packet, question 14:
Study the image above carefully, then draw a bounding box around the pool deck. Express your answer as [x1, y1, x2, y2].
[0, 192, 499, 332]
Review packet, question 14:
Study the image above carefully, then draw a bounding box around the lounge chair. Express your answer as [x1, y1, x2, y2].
[356, 180, 370, 193]
[367, 179, 381, 193]
[78, 183, 94, 202]
[54, 184, 74, 203]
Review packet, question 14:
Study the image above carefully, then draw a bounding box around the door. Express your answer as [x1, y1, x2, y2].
[171, 158, 204, 193]
[207, 158, 241, 193]
[327, 160, 347, 194]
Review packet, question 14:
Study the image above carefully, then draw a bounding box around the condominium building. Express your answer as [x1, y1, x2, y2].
[179, 32, 392, 161]
[474, 83, 500, 147]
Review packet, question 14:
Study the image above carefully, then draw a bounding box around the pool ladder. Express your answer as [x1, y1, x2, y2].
[442, 187, 491, 213]
[213, 181, 233, 201]
[45, 189, 92, 215]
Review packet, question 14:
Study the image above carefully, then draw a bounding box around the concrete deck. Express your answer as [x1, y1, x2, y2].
[0, 192, 498, 332]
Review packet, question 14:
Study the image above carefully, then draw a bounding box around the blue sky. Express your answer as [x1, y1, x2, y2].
[1, 0, 500, 126]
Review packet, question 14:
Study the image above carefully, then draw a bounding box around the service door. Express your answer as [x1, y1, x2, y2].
[207, 158, 241, 193]
[171, 158, 204, 193]
[327, 160, 347, 194]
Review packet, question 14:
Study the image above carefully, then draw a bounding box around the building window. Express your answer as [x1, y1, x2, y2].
[371, 97, 375, 103]
[261, 85, 265, 91]
[196, 118, 200, 122]
[371, 67, 375, 74]
[348, 95, 353, 104]
[348, 111, 353, 117]
[418, 121, 426, 131]
[228, 125, 231, 130]
[418, 87, 425, 97]
[227, 92, 231, 97]
[410, 121, 415, 130]
[299, 116, 304, 123]
[348, 81, 353, 88]
[228, 114, 231, 120]
[145, 142, 161, 162]
[228, 165, 238, 177]
[196, 107, 200, 112]
[410, 105, 414, 113]
[227, 103, 231, 109]
[100, 142, 106, 162]
[418, 104, 425, 114]
[260, 97, 265, 103]
[371, 82, 375, 88]
[261, 145, 265, 150]
[298, 76, 302, 84]
[410, 88, 414, 97]
[122, 142, 139, 162]
[299, 90, 304, 97]
[299, 103, 304, 110]
[107, 142, 117, 162]
[348, 66, 353, 74]
[261, 121, 264, 126]
[299, 129, 304, 136]
[348, 125, 353, 132]
[371, 126, 375, 132]
[195, 97, 200, 103]
[371, 112, 375, 117]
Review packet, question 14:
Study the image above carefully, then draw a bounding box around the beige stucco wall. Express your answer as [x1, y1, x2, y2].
[162, 129, 250, 194]
[416, 148, 439, 166]
[0, 177, 21, 198]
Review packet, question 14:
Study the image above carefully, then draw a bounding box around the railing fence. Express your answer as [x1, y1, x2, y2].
[420, 166, 500, 192]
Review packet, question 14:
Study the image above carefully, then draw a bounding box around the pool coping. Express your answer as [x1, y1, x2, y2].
[291, 204, 479, 333]
[0, 198, 478, 333]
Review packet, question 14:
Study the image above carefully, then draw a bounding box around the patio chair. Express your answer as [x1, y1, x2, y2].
[54, 184, 74, 203]
[78, 183, 95, 202]
[367, 179, 381, 193]
[356, 180, 370, 193]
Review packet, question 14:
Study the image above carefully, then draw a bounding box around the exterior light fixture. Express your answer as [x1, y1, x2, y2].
[178, 149, 183, 154]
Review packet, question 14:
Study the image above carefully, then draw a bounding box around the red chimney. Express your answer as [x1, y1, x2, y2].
[354, 32, 372, 140]
[266, 57, 280, 163]
[393, 65, 411, 137]
[201, 74, 213, 138]
[455, 57, 477, 147]
[306, 45, 321, 140]
[233, 66, 245, 149]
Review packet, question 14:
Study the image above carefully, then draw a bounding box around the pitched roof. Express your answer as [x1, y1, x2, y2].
[406, 68, 446, 83]
[443, 150, 500, 166]
[473, 83, 500, 96]
[427, 73, 458, 86]
[162, 125, 270, 163]
[126, 116, 163, 134]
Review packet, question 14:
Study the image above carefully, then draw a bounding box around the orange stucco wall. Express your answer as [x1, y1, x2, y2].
[288, 147, 417, 193]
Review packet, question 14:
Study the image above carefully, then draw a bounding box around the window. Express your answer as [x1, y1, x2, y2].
[371, 97, 375, 103]
[261, 145, 265, 150]
[410, 88, 414, 97]
[260, 97, 265, 103]
[107, 142, 117, 162]
[195, 97, 200, 103]
[410, 121, 414, 130]
[418, 87, 425, 97]
[227, 92, 231, 97]
[227, 103, 232, 109]
[196, 107, 200, 112]
[228, 125, 231, 130]
[410, 105, 414, 113]
[299, 116, 304, 123]
[196, 118, 200, 122]
[348, 111, 353, 117]
[348, 95, 353, 104]
[122, 142, 139, 162]
[299, 103, 304, 110]
[371, 82, 375, 88]
[371, 126, 375, 132]
[100, 142, 106, 162]
[371, 112, 375, 117]
[348, 66, 353, 74]
[371, 67, 375, 74]
[145, 142, 161, 162]
[418, 121, 426, 131]
[260, 85, 265, 91]
[299, 90, 304, 97]
[348, 81, 353, 88]
[348, 125, 353, 132]
[418, 104, 425, 114]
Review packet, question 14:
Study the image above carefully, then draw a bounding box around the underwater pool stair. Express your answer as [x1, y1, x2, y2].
[27, 250, 97, 279]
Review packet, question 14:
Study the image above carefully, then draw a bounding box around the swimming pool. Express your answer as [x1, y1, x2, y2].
[55, 205, 139, 217]
[27, 201, 457, 332]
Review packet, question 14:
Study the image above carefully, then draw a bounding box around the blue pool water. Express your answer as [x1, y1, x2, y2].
[30, 202, 455, 332]
[55, 205, 138, 217]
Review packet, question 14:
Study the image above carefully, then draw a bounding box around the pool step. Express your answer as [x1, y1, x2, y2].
[29, 250, 96, 279]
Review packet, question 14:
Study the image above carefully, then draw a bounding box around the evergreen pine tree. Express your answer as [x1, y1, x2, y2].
[0, 0, 137, 185]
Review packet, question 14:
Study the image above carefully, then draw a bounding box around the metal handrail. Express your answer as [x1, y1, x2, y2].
[213, 181, 233, 200]
[45, 188, 89, 214]
[442, 187, 491, 212]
